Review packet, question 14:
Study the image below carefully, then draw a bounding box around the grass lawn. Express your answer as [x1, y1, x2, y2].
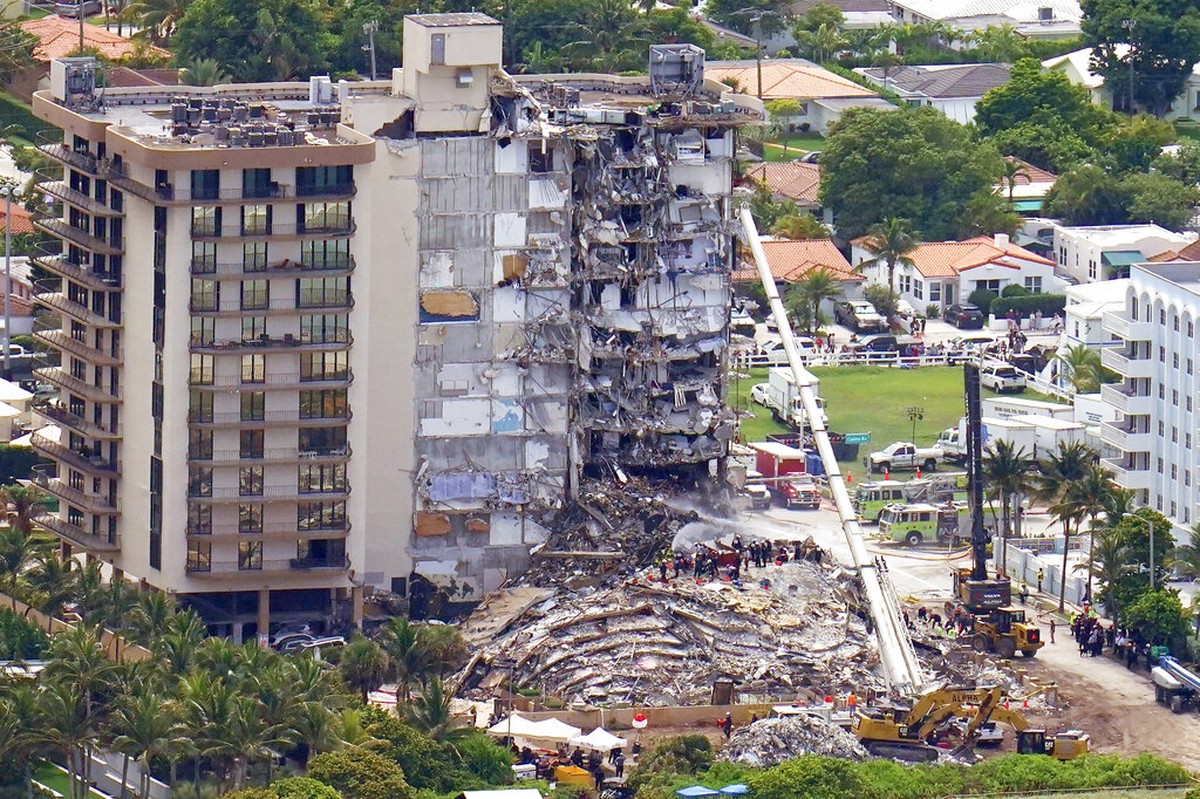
[1175, 125, 1200, 146]
[32, 760, 111, 799]
[729, 365, 1058, 476]
[762, 133, 825, 162]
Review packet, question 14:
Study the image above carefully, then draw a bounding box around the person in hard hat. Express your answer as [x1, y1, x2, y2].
[1037, 568, 1044, 592]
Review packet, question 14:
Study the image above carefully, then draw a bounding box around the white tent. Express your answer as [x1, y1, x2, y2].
[487, 714, 547, 739]
[569, 727, 628, 752]
[528, 717, 582, 743]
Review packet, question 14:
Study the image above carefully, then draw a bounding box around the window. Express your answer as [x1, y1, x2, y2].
[913, 280, 923, 301]
[239, 465, 264, 496]
[189, 390, 213, 423]
[1160, 346, 1166, 362]
[238, 541, 262, 571]
[239, 504, 263, 534]
[301, 351, 348, 381]
[299, 426, 347, 453]
[191, 316, 214, 346]
[188, 503, 212, 535]
[298, 500, 347, 531]
[1173, 389, 1179, 406]
[241, 279, 268, 310]
[1188, 433, 1193, 448]
[1023, 276, 1043, 293]
[898, 274, 911, 294]
[242, 316, 266, 341]
[1174, 353, 1180, 368]
[1157, 458, 1164, 473]
[300, 390, 348, 419]
[1161, 308, 1167, 325]
[241, 353, 265, 384]
[529, 144, 553, 173]
[929, 283, 941, 302]
[300, 315, 350, 344]
[240, 429, 264, 459]
[244, 242, 268, 272]
[299, 201, 350, 234]
[189, 354, 213, 385]
[191, 278, 218, 311]
[242, 204, 271, 235]
[301, 239, 350, 270]
[1173, 427, 1178, 442]
[974, 279, 1001, 294]
[296, 165, 352, 197]
[1088, 260, 1096, 280]
[297, 538, 345, 566]
[190, 169, 219, 201]
[192, 241, 216, 273]
[298, 277, 350, 308]
[299, 463, 346, 493]
[188, 466, 212, 497]
[187, 541, 211, 572]
[1174, 315, 1180, 332]
[243, 168, 273, 199]
[1172, 464, 1178, 479]
[241, 391, 265, 421]
[188, 428, 212, 460]
[192, 205, 221, 236]
[1190, 358, 1194, 375]
[1190, 321, 1195, 337]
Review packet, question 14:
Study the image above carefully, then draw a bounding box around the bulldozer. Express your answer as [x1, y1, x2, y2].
[953, 364, 1044, 659]
[852, 685, 1089, 762]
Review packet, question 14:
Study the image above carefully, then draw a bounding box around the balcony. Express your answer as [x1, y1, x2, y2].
[1099, 383, 1153, 416]
[189, 294, 354, 315]
[33, 217, 123, 255]
[290, 556, 350, 570]
[32, 432, 120, 476]
[188, 483, 351, 502]
[190, 220, 356, 241]
[197, 445, 351, 465]
[190, 256, 356, 278]
[189, 371, 353, 390]
[36, 139, 98, 174]
[34, 289, 121, 328]
[31, 466, 118, 513]
[187, 521, 350, 540]
[34, 402, 121, 439]
[36, 175, 123, 218]
[31, 252, 122, 293]
[1099, 421, 1153, 453]
[35, 513, 119, 552]
[104, 169, 356, 205]
[1102, 457, 1152, 491]
[1101, 311, 1153, 341]
[35, 367, 121, 404]
[33, 328, 121, 366]
[189, 410, 351, 427]
[1100, 347, 1154, 379]
[189, 333, 352, 354]
[187, 557, 350, 577]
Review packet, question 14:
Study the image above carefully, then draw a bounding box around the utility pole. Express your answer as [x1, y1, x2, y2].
[79, 8, 85, 56]
[363, 21, 379, 81]
[3, 186, 12, 381]
[752, 11, 764, 100]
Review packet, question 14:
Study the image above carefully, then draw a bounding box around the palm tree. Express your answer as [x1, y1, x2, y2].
[154, 609, 206, 676]
[25, 552, 79, 615]
[181, 672, 278, 791]
[1035, 440, 1096, 610]
[338, 636, 390, 706]
[786, 269, 841, 334]
[796, 22, 845, 63]
[110, 689, 182, 799]
[983, 440, 1032, 566]
[970, 23, 1025, 62]
[178, 58, 231, 87]
[560, 0, 649, 73]
[1083, 526, 1130, 615]
[858, 217, 918, 297]
[0, 524, 40, 598]
[1173, 524, 1200, 579]
[130, 590, 175, 642]
[1001, 158, 1031, 205]
[31, 680, 100, 799]
[771, 212, 829, 240]
[1073, 462, 1117, 600]
[380, 618, 431, 703]
[0, 485, 47, 537]
[125, 0, 189, 44]
[403, 678, 464, 742]
[1055, 343, 1103, 393]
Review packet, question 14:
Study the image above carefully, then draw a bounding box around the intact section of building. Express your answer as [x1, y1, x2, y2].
[30, 18, 759, 636]
[1052, 224, 1197, 284]
[855, 63, 1010, 124]
[1099, 262, 1200, 534]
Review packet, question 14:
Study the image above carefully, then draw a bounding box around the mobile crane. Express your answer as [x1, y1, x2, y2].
[852, 685, 1090, 761]
[953, 363, 1044, 659]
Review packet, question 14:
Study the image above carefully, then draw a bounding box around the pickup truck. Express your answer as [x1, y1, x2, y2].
[979, 363, 1027, 393]
[864, 441, 944, 474]
[778, 476, 821, 510]
[834, 300, 888, 333]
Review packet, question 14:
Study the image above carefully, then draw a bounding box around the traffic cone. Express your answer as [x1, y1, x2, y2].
[1023, 699, 1029, 708]
[916, 467, 923, 479]
[846, 471, 853, 484]
[883, 469, 889, 481]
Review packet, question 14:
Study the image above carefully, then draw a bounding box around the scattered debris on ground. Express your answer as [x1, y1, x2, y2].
[722, 716, 868, 765]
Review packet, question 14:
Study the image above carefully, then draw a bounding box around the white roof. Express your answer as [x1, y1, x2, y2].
[0, 401, 22, 418]
[1065, 278, 1129, 305]
[569, 727, 628, 752]
[532, 717, 583, 742]
[749, 441, 807, 458]
[1010, 414, 1084, 430]
[487, 714, 546, 738]
[462, 791, 543, 799]
[1055, 223, 1195, 248]
[0, 379, 32, 403]
[897, 0, 1080, 23]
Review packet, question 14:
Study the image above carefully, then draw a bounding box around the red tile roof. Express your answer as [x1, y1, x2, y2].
[744, 162, 821, 206]
[21, 17, 169, 63]
[852, 234, 1054, 279]
[1004, 156, 1057, 186]
[1147, 239, 1200, 262]
[0, 205, 34, 235]
[733, 238, 859, 283]
[706, 61, 878, 100]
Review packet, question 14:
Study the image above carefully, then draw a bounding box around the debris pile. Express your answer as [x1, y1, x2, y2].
[458, 555, 884, 707]
[722, 716, 868, 766]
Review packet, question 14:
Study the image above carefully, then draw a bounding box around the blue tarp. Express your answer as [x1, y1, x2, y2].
[676, 788, 720, 798]
[720, 785, 749, 795]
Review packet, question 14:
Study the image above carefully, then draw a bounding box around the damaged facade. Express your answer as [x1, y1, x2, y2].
[29, 12, 760, 634]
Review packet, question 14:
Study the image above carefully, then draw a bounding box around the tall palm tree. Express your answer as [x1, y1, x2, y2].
[0, 524, 41, 597]
[25, 552, 79, 616]
[560, 0, 649, 73]
[983, 440, 1032, 565]
[1173, 524, 1200, 579]
[403, 678, 464, 742]
[1073, 462, 1117, 600]
[124, 0, 189, 44]
[178, 58, 231, 86]
[858, 217, 919, 296]
[130, 590, 175, 643]
[1083, 526, 1130, 615]
[0, 485, 47, 537]
[181, 672, 278, 791]
[1055, 343, 1103, 393]
[153, 609, 206, 676]
[338, 636, 390, 706]
[31, 680, 101, 799]
[787, 269, 842, 334]
[1001, 159, 1031, 205]
[1035, 440, 1096, 610]
[796, 22, 845, 63]
[380, 618, 430, 703]
[110, 689, 182, 799]
[419, 624, 466, 683]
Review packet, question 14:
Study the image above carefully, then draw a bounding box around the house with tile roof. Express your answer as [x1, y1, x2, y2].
[855, 63, 1010, 123]
[0, 204, 33, 236]
[20, 17, 169, 64]
[1052, 224, 1197, 283]
[1044, 45, 1200, 119]
[706, 59, 895, 133]
[893, 0, 1083, 41]
[733, 238, 863, 298]
[996, 157, 1057, 215]
[850, 233, 1066, 313]
[744, 162, 823, 211]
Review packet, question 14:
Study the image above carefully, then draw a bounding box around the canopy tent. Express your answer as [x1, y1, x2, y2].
[487, 715, 581, 747]
[569, 727, 628, 753]
[487, 714, 546, 739]
[676, 788, 720, 798]
[531, 717, 582, 742]
[719, 786, 749, 795]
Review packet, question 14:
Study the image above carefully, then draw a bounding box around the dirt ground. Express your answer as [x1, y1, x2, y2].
[1014, 627, 1200, 771]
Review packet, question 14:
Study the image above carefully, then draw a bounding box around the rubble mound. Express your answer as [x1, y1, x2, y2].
[723, 715, 868, 766]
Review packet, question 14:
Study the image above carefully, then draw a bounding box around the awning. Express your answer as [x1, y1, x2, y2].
[1101, 250, 1145, 267]
[720, 786, 750, 796]
[487, 714, 546, 738]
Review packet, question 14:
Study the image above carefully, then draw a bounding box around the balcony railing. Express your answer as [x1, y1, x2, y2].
[190, 256, 356, 277]
[35, 174, 123, 217]
[189, 333, 352, 353]
[188, 483, 350, 502]
[188, 521, 348, 539]
[196, 445, 351, 465]
[190, 220, 356, 239]
[188, 294, 354, 313]
[187, 557, 349, 576]
[31, 252, 122, 292]
[35, 513, 119, 552]
[104, 168, 356, 204]
[35, 367, 121, 404]
[31, 466, 118, 513]
[33, 217, 124, 255]
[189, 370, 353, 390]
[189, 409, 352, 427]
[32, 432, 120, 475]
[34, 290, 121, 329]
[34, 402, 122, 439]
[32, 328, 122, 366]
[1100, 311, 1153, 341]
[37, 140, 98, 174]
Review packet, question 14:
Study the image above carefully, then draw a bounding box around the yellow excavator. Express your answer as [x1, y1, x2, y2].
[852, 685, 1090, 762]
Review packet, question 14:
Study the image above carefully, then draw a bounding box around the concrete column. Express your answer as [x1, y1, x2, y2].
[351, 585, 364, 629]
[232, 622, 244, 645]
[257, 588, 270, 644]
[111, 567, 123, 583]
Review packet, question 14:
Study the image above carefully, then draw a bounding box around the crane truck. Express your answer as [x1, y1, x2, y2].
[1152, 656, 1200, 713]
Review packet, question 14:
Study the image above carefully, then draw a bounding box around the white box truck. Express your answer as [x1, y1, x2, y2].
[936, 416, 1039, 464]
[766, 367, 828, 430]
[1009, 414, 1085, 457]
[981, 397, 1074, 422]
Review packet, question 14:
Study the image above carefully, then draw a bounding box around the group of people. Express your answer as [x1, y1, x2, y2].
[513, 739, 637, 787]
[653, 536, 826, 585]
[909, 603, 976, 637]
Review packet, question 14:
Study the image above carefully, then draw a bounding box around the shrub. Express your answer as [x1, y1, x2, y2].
[628, 735, 713, 793]
[270, 778, 342, 799]
[925, 304, 941, 319]
[750, 755, 863, 799]
[863, 283, 899, 321]
[0, 608, 49, 659]
[989, 294, 1067, 318]
[1001, 284, 1029, 297]
[308, 750, 410, 799]
[967, 288, 998, 315]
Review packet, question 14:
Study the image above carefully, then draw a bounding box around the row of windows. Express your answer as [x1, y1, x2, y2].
[189, 166, 353, 200]
[187, 463, 347, 497]
[190, 314, 349, 345]
[188, 500, 347, 533]
[190, 277, 350, 310]
[188, 389, 349, 422]
[191, 202, 351, 235]
[189, 352, 349, 383]
[185, 538, 346, 572]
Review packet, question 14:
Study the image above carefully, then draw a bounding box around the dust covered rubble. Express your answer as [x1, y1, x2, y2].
[722, 715, 869, 766]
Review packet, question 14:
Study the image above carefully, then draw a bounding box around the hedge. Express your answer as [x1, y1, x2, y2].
[990, 294, 1068, 318]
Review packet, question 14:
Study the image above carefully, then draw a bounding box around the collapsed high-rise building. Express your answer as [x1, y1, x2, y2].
[29, 12, 761, 637]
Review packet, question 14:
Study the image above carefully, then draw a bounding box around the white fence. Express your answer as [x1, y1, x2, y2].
[1000, 536, 1090, 608]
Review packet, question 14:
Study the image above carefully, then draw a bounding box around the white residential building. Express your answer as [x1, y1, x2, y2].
[1045, 46, 1200, 121]
[1052, 224, 1197, 284]
[29, 20, 759, 637]
[854, 63, 1010, 124]
[891, 0, 1083, 41]
[1099, 261, 1200, 534]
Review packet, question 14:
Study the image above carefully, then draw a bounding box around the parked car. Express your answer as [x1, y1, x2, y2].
[835, 300, 888, 333]
[944, 303, 986, 329]
[844, 333, 898, 354]
[980, 364, 1027, 393]
[55, 0, 101, 17]
[944, 333, 997, 363]
[750, 383, 770, 406]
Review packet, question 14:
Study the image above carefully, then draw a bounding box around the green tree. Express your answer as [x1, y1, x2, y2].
[0, 524, 42, 596]
[363, 715, 458, 791]
[705, 0, 789, 36]
[1121, 171, 1200, 231]
[749, 754, 864, 799]
[627, 735, 712, 793]
[0, 484, 47, 537]
[819, 106, 1005, 240]
[178, 58, 231, 86]
[338, 636, 390, 705]
[771, 212, 829, 240]
[862, 283, 899, 321]
[1082, 0, 1200, 116]
[1152, 143, 1200, 184]
[125, 0, 190, 43]
[786, 269, 841, 333]
[110, 689, 183, 799]
[969, 24, 1027, 62]
[307, 750, 411, 799]
[983, 439, 1032, 547]
[1035, 440, 1097, 610]
[857, 216, 918, 295]
[1103, 114, 1176, 172]
[1055, 343, 1104, 393]
[1123, 588, 1190, 645]
[796, 2, 845, 32]
[174, 0, 335, 82]
[1042, 165, 1127, 226]
[455, 732, 514, 784]
[559, 0, 649, 72]
[1000, 159, 1030, 205]
[795, 22, 845, 63]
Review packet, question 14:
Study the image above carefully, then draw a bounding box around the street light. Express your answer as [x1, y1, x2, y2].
[906, 405, 924, 446]
[731, 8, 779, 100]
[1123, 512, 1155, 589]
